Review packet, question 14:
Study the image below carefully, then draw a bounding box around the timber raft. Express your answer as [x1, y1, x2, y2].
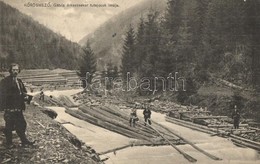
[41, 92, 259, 162]
[45, 96, 224, 163]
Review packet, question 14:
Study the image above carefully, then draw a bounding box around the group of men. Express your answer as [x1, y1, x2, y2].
[129, 103, 241, 130]
[129, 104, 152, 127]
[0, 63, 242, 150]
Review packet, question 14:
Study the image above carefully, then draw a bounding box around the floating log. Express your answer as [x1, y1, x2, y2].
[67, 108, 156, 142]
[231, 129, 256, 134]
[59, 95, 77, 107]
[79, 106, 156, 139]
[98, 141, 173, 155]
[149, 119, 222, 161]
[147, 122, 197, 163]
[231, 138, 260, 151]
[66, 109, 99, 124]
[166, 116, 216, 135]
[178, 111, 211, 114]
[208, 124, 248, 128]
[166, 116, 260, 151]
[91, 106, 155, 135]
[249, 127, 260, 131]
[230, 134, 260, 148]
[193, 116, 228, 119]
[99, 105, 155, 133]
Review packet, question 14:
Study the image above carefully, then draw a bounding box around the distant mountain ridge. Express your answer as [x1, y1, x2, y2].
[79, 0, 167, 70]
[0, 1, 84, 70]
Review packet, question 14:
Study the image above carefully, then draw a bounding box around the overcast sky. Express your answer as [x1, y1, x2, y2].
[2, 0, 145, 42]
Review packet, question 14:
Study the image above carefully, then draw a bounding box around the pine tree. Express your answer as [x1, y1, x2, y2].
[142, 10, 161, 75]
[245, 0, 260, 91]
[159, 0, 184, 77]
[163, 0, 184, 43]
[77, 41, 97, 88]
[135, 17, 146, 74]
[121, 24, 136, 79]
[201, 1, 236, 72]
[175, 16, 193, 76]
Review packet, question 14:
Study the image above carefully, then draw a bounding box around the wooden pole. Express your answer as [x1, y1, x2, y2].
[154, 121, 222, 160]
[147, 122, 197, 163]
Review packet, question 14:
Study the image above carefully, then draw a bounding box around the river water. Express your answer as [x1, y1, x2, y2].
[43, 89, 260, 164]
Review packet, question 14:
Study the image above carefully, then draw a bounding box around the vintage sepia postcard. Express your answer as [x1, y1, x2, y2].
[0, 0, 260, 163]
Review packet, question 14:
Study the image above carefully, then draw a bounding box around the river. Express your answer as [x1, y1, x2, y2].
[43, 89, 260, 164]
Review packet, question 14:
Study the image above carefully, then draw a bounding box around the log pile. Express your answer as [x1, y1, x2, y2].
[65, 104, 180, 144]
[58, 95, 78, 107]
[1, 69, 81, 87]
[166, 106, 260, 144]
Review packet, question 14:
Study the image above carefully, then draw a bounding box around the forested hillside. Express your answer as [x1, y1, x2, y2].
[79, 0, 168, 70]
[118, 0, 260, 120]
[79, 0, 260, 121]
[82, 0, 260, 91]
[0, 1, 84, 70]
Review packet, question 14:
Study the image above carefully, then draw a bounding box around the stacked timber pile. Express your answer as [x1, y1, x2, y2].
[19, 69, 66, 86]
[52, 69, 81, 87]
[1, 69, 81, 88]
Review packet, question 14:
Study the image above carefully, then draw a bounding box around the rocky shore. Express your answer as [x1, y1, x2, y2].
[0, 104, 103, 164]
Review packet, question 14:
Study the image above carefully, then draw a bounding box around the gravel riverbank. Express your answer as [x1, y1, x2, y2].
[0, 104, 103, 164]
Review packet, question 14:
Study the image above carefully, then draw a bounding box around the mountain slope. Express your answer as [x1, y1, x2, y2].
[0, 1, 84, 70]
[79, 0, 167, 70]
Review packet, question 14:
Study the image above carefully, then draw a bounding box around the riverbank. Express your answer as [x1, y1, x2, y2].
[0, 104, 103, 163]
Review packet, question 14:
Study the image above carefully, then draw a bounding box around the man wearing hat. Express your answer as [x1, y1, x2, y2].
[143, 104, 152, 126]
[0, 63, 35, 148]
[232, 105, 240, 129]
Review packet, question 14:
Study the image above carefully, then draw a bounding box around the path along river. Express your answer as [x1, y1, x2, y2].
[42, 89, 260, 164]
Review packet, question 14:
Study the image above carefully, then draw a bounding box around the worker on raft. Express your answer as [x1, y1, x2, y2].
[232, 105, 240, 129]
[143, 104, 152, 126]
[39, 87, 44, 101]
[129, 108, 138, 127]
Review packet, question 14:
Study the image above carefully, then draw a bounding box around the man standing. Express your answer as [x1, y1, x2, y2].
[39, 88, 44, 101]
[232, 105, 240, 129]
[129, 109, 138, 127]
[143, 104, 152, 126]
[0, 63, 35, 148]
